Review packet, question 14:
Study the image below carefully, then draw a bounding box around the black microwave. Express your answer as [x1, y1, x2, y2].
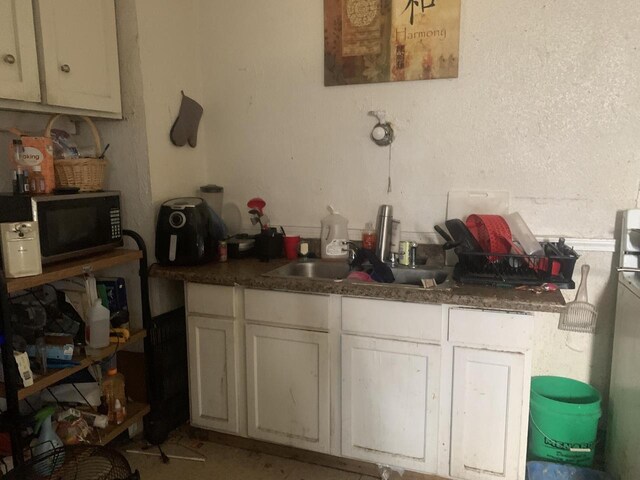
[0, 192, 123, 264]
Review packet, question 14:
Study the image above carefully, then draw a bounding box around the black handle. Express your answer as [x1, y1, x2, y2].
[434, 225, 452, 243]
[434, 224, 460, 251]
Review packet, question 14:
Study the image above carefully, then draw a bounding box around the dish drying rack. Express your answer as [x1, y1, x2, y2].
[454, 240, 579, 289]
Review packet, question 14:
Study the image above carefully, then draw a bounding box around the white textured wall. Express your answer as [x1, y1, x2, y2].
[198, 0, 639, 237]
[132, 0, 210, 314]
[135, 0, 208, 205]
[196, 0, 640, 397]
[93, 0, 152, 330]
[99, 0, 211, 316]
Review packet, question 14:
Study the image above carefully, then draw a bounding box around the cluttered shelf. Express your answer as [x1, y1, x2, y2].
[0, 329, 146, 400]
[96, 401, 150, 446]
[5, 249, 143, 294]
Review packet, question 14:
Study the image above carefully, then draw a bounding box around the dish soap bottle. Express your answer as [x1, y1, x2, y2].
[321, 206, 349, 260]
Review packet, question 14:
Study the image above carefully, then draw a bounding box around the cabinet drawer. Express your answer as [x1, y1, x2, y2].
[186, 283, 235, 318]
[245, 289, 329, 330]
[448, 308, 533, 351]
[342, 297, 442, 342]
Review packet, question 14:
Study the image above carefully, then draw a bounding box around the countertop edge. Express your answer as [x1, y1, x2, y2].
[149, 260, 566, 314]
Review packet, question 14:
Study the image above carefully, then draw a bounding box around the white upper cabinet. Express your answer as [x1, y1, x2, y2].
[0, 0, 40, 102]
[34, 0, 121, 114]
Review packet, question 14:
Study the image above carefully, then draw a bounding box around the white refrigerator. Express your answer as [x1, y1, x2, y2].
[607, 209, 640, 479]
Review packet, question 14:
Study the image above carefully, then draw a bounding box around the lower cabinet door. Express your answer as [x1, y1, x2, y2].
[245, 324, 330, 453]
[187, 315, 239, 433]
[341, 334, 440, 473]
[450, 347, 527, 480]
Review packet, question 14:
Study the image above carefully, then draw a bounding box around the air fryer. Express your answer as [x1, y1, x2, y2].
[155, 197, 218, 266]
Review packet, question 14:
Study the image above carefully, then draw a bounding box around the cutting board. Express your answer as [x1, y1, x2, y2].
[446, 191, 510, 221]
[444, 191, 510, 265]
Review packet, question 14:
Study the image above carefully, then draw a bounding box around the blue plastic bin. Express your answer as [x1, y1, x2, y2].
[526, 462, 612, 480]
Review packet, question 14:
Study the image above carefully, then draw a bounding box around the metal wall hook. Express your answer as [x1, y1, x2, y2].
[368, 111, 394, 146]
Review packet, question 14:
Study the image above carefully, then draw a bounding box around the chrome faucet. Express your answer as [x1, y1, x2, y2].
[343, 241, 360, 266]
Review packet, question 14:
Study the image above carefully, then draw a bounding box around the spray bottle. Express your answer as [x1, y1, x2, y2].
[32, 406, 65, 475]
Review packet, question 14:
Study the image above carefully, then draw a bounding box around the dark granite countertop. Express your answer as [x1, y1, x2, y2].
[149, 258, 566, 314]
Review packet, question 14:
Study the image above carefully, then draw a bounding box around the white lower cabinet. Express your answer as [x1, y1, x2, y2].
[185, 284, 539, 480]
[341, 334, 440, 473]
[187, 315, 239, 433]
[450, 347, 527, 480]
[448, 307, 533, 480]
[245, 323, 330, 453]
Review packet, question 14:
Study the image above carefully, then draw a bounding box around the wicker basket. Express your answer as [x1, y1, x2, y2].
[45, 114, 107, 192]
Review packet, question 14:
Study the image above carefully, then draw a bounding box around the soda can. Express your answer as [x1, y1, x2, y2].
[218, 240, 228, 262]
[399, 240, 411, 266]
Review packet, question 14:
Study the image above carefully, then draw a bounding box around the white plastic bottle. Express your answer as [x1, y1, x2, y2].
[321, 205, 349, 260]
[86, 299, 110, 348]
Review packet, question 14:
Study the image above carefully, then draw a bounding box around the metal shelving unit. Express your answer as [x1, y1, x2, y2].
[0, 230, 151, 466]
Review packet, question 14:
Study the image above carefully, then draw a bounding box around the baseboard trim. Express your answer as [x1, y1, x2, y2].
[187, 426, 446, 480]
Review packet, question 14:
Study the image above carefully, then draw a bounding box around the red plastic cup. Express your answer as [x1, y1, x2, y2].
[283, 235, 301, 260]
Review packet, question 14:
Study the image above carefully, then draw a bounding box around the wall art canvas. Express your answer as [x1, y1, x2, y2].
[324, 0, 461, 86]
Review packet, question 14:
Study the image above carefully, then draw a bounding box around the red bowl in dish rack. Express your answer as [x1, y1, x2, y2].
[465, 214, 512, 260]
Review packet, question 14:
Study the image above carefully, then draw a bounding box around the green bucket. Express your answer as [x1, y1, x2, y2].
[529, 376, 601, 467]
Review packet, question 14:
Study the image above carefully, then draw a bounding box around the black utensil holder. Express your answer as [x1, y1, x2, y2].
[255, 232, 283, 261]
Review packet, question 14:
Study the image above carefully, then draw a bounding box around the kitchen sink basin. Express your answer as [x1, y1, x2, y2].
[389, 266, 451, 286]
[265, 259, 351, 280]
[265, 259, 451, 287]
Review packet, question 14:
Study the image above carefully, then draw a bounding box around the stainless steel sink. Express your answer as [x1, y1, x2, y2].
[265, 259, 451, 287]
[265, 259, 351, 280]
[389, 266, 451, 286]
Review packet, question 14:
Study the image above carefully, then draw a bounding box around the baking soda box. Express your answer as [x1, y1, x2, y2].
[8, 134, 55, 193]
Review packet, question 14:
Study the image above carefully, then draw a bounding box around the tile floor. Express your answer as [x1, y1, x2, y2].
[122, 436, 378, 480]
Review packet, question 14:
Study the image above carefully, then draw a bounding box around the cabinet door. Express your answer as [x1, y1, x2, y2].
[187, 315, 239, 433]
[246, 324, 330, 453]
[0, 0, 40, 101]
[35, 0, 121, 113]
[341, 335, 440, 473]
[450, 347, 527, 480]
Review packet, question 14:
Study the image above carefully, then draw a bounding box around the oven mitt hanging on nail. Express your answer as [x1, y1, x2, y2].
[170, 90, 203, 148]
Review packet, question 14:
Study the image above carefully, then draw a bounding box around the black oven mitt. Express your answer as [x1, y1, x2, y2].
[170, 91, 203, 148]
